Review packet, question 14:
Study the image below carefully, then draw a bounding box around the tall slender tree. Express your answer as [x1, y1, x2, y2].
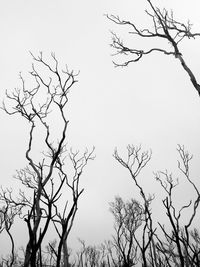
[1, 52, 94, 267]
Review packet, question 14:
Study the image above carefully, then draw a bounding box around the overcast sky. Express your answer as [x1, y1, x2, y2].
[1, 0, 200, 256]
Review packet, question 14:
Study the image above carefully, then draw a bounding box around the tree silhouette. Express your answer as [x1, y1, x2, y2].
[1, 53, 94, 267]
[107, 0, 200, 96]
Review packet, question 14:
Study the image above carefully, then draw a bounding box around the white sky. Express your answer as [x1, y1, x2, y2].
[1, 0, 200, 256]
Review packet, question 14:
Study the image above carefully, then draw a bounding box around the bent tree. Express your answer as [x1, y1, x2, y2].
[107, 0, 200, 96]
[1, 53, 94, 267]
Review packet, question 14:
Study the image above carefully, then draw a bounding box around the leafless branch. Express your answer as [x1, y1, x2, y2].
[107, 0, 200, 95]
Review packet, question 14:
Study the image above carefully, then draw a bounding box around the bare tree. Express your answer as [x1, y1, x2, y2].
[109, 196, 144, 266]
[52, 148, 95, 267]
[113, 146, 155, 267]
[75, 239, 108, 267]
[1, 52, 94, 267]
[44, 239, 57, 267]
[0, 191, 23, 267]
[107, 0, 200, 96]
[113, 145, 200, 266]
[153, 145, 200, 266]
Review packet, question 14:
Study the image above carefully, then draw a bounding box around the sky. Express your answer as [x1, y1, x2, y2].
[0, 0, 200, 257]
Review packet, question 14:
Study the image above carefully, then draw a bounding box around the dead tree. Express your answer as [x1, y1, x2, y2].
[107, 0, 200, 96]
[113, 145, 200, 266]
[113, 145, 155, 267]
[0, 189, 23, 267]
[109, 196, 144, 266]
[75, 239, 108, 267]
[43, 239, 57, 267]
[52, 148, 95, 267]
[154, 145, 200, 266]
[1, 52, 94, 267]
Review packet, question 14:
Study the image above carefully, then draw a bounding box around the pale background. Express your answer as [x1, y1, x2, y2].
[0, 0, 200, 257]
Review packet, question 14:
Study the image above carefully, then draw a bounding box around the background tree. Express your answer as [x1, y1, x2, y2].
[107, 0, 200, 96]
[109, 196, 144, 266]
[52, 148, 95, 267]
[114, 146, 155, 267]
[113, 145, 200, 266]
[152, 145, 200, 266]
[75, 239, 108, 267]
[1, 53, 94, 267]
[0, 192, 23, 267]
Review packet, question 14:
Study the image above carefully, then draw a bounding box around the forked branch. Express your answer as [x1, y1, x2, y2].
[107, 0, 200, 96]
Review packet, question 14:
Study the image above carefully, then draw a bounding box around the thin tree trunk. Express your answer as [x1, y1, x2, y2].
[63, 241, 70, 267]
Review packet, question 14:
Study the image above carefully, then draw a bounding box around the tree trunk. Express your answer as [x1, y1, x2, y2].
[63, 241, 70, 267]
